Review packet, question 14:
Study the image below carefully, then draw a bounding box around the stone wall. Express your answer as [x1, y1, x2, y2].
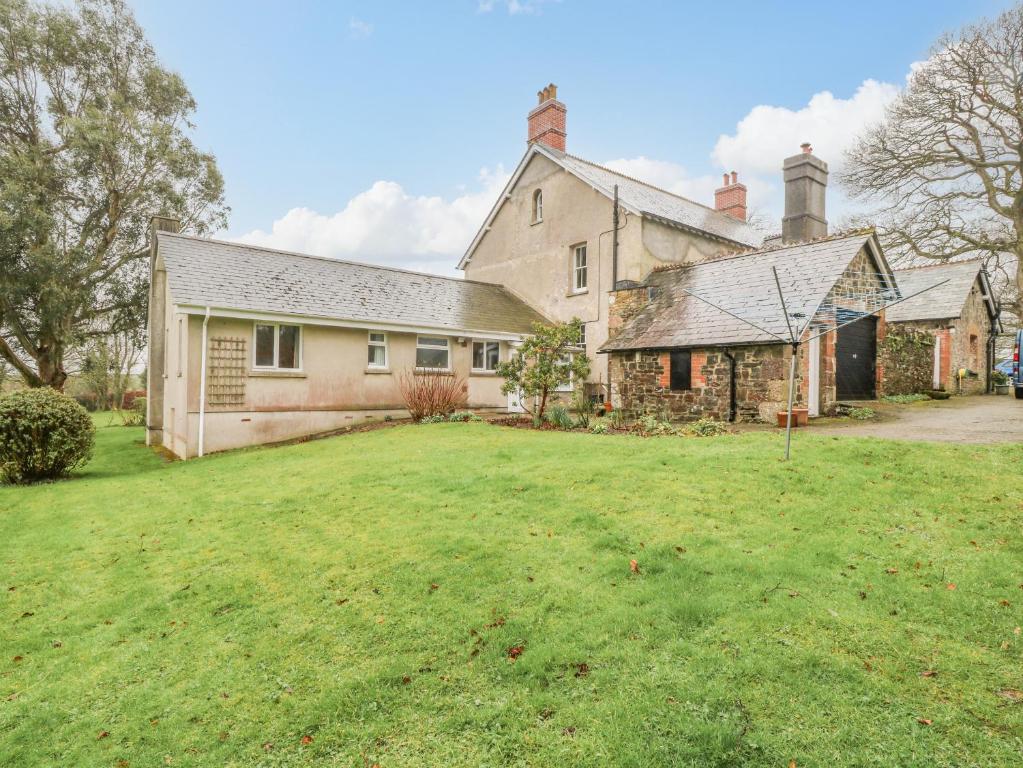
[878, 327, 934, 395]
[609, 344, 806, 423]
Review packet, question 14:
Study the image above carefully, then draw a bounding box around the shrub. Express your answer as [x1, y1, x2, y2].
[636, 414, 678, 436]
[419, 414, 447, 424]
[570, 389, 591, 429]
[121, 389, 146, 409]
[608, 407, 626, 430]
[0, 388, 95, 484]
[398, 369, 468, 421]
[544, 404, 574, 430]
[848, 407, 876, 420]
[683, 418, 728, 437]
[590, 422, 609, 435]
[448, 411, 483, 423]
[120, 396, 146, 427]
[992, 370, 1009, 386]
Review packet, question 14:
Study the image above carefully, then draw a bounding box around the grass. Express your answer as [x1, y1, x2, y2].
[2, 417, 1022, 767]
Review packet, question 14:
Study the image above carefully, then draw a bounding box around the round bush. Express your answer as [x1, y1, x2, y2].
[0, 388, 95, 484]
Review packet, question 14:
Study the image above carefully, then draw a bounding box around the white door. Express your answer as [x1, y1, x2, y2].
[932, 335, 942, 389]
[506, 341, 526, 412]
[808, 334, 821, 417]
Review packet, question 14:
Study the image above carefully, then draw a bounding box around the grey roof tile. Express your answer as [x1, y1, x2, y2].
[887, 261, 985, 323]
[601, 232, 885, 351]
[550, 149, 763, 247]
[159, 233, 548, 335]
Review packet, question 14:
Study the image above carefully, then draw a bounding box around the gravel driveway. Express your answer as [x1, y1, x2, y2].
[813, 396, 1023, 444]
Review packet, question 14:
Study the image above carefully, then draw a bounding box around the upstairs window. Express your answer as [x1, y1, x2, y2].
[532, 189, 543, 223]
[472, 340, 500, 372]
[573, 244, 588, 292]
[254, 322, 301, 370]
[670, 350, 691, 391]
[575, 323, 587, 350]
[416, 336, 450, 370]
[368, 331, 388, 368]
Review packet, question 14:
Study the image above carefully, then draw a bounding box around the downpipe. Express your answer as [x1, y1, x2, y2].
[198, 307, 211, 458]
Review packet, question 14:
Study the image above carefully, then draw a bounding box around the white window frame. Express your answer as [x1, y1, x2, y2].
[415, 335, 451, 371]
[367, 331, 388, 369]
[471, 339, 501, 372]
[572, 244, 588, 293]
[555, 352, 575, 393]
[253, 321, 302, 371]
[575, 323, 586, 350]
[532, 189, 543, 224]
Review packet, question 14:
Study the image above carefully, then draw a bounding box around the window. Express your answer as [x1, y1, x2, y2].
[573, 244, 588, 292]
[670, 350, 691, 391]
[575, 323, 587, 350]
[472, 340, 500, 372]
[254, 322, 301, 370]
[416, 336, 450, 370]
[532, 189, 543, 223]
[368, 331, 388, 368]
[555, 352, 575, 392]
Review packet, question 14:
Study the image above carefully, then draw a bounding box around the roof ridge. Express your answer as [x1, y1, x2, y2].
[159, 231, 507, 288]
[563, 151, 746, 220]
[893, 258, 983, 272]
[650, 227, 876, 273]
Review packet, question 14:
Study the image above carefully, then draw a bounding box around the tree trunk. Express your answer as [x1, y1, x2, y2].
[36, 339, 68, 390]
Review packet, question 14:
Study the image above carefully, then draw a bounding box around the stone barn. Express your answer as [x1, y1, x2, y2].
[600, 230, 898, 422]
[886, 261, 1000, 394]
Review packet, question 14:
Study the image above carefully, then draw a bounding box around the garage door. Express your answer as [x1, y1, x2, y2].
[836, 317, 876, 399]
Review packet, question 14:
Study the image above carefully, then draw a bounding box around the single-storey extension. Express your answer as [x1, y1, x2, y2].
[886, 260, 1000, 394]
[145, 221, 546, 458]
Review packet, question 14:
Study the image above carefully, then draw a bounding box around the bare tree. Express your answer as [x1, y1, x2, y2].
[842, 4, 1023, 319]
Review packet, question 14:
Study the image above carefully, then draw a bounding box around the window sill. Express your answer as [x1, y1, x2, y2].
[365, 367, 391, 374]
[414, 368, 453, 376]
[249, 369, 306, 378]
[470, 370, 500, 377]
[566, 289, 589, 297]
[530, 219, 543, 226]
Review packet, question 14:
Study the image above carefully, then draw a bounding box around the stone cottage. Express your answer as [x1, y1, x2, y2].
[886, 261, 1001, 394]
[600, 230, 897, 421]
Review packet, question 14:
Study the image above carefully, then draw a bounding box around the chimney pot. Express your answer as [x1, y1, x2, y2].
[731, 171, 738, 185]
[801, 142, 812, 154]
[722, 173, 729, 186]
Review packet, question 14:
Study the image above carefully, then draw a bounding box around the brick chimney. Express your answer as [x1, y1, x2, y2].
[527, 83, 566, 151]
[782, 142, 828, 243]
[713, 171, 747, 221]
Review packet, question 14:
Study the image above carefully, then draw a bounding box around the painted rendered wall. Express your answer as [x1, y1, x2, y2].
[162, 313, 510, 458]
[463, 153, 733, 396]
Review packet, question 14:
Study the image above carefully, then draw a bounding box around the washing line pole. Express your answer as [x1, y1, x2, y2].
[772, 267, 799, 461]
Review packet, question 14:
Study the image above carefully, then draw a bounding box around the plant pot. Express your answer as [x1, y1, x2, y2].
[776, 408, 809, 428]
[995, 384, 1010, 395]
[928, 390, 951, 400]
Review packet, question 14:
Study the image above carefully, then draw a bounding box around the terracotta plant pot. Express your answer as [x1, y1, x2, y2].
[776, 408, 809, 428]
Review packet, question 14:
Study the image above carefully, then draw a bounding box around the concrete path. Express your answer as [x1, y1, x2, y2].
[812, 396, 1023, 444]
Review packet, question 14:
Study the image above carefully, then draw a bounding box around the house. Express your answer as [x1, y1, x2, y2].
[145, 227, 546, 458]
[885, 261, 1001, 393]
[460, 84, 764, 397]
[600, 230, 897, 421]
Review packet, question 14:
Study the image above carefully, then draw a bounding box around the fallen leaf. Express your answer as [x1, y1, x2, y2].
[885, 568, 898, 575]
[507, 645, 524, 660]
[429, 583, 439, 590]
[921, 670, 938, 678]
[630, 559, 640, 574]
[999, 600, 1011, 607]
[574, 662, 589, 677]
[562, 726, 576, 736]
[97, 730, 110, 739]
[12, 655, 22, 662]
[52, 640, 62, 648]
[789, 761, 797, 768]
[300, 735, 313, 745]
[997, 689, 1023, 701]
[218, 732, 229, 742]
[917, 718, 932, 726]
[335, 598, 349, 606]
[262, 742, 274, 752]
[946, 583, 956, 590]
[402, 675, 411, 685]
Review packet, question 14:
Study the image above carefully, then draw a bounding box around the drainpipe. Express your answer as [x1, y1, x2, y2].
[611, 184, 619, 289]
[198, 306, 211, 458]
[723, 349, 737, 422]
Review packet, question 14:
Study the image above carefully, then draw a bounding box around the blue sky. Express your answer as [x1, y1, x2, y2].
[131, 0, 1015, 274]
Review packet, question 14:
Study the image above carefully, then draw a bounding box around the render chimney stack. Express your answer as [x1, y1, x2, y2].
[713, 170, 747, 222]
[527, 82, 567, 152]
[782, 143, 828, 243]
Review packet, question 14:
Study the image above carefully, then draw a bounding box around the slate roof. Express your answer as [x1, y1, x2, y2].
[601, 232, 891, 352]
[549, 149, 763, 247]
[459, 143, 763, 269]
[158, 232, 548, 335]
[886, 260, 992, 323]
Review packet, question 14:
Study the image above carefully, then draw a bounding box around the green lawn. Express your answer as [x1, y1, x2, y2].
[2, 419, 1022, 767]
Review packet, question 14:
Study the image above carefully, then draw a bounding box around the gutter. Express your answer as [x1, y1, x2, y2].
[198, 306, 211, 458]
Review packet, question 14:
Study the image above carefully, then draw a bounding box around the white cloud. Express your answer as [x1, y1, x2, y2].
[712, 79, 900, 177]
[477, 0, 558, 15]
[234, 167, 509, 277]
[348, 18, 373, 39]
